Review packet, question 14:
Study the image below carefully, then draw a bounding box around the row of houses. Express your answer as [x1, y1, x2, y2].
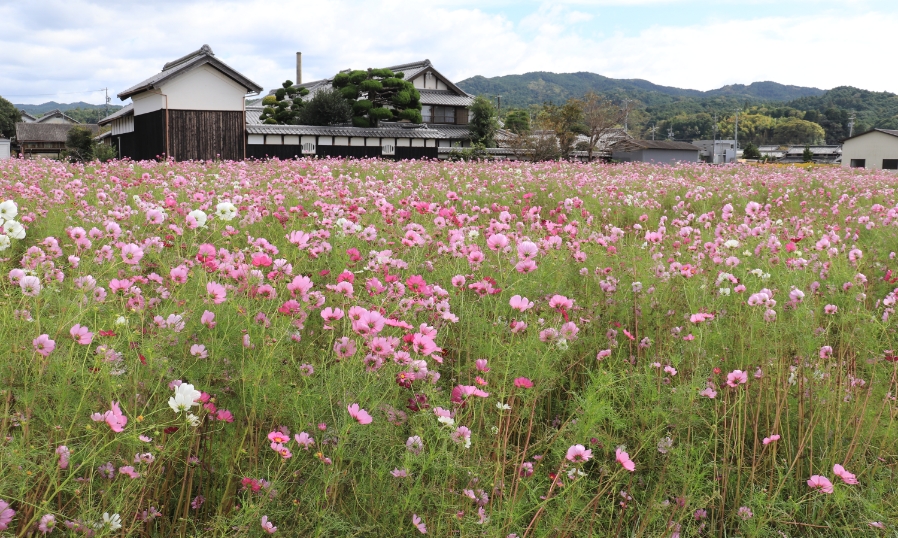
[4, 44, 897, 168]
[5, 109, 100, 159]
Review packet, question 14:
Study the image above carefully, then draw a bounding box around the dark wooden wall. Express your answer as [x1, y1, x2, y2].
[114, 132, 136, 160]
[169, 110, 245, 161]
[245, 144, 438, 161]
[133, 110, 166, 161]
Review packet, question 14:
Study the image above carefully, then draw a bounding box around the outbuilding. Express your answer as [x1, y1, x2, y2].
[611, 139, 700, 164]
[841, 129, 898, 170]
[111, 45, 263, 161]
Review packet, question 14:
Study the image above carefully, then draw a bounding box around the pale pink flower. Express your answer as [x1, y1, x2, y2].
[348, 403, 373, 425]
[91, 401, 127, 432]
[833, 464, 858, 485]
[565, 444, 592, 463]
[261, 516, 277, 533]
[412, 514, 427, 534]
[596, 349, 611, 361]
[294, 432, 315, 449]
[120, 243, 144, 265]
[726, 370, 748, 387]
[509, 295, 534, 312]
[201, 310, 216, 328]
[807, 475, 834, 494]
[56, 445, 70, 469]
[616, 448, 636, 471]
[33, 334, 56, 356]
[762, 434, 780, 445]
[206, 282, 226, 304]
[824, 304, 838, 314]
[20, 275, 41, 296]
[70, 324, 94, 345]
[475, 359, 490, 372]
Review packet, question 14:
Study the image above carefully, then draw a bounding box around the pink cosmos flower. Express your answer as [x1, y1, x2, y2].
[762, 434, 780, 445]
[689, 312, 714, 323]
[487, 233, 509, 251]
[206, 282, 226, 304]
[119, 465, 140, 479]
[38, 513, 55, 533]
[20, 275, 41, 296]
[348, 403, 373, 425]
[565, 444, 592, 463]
[616, 448, 636, 472]
[201, 310, 216, 328]
[824, 304, 838, 314]
[261, 516, 277, 533]
[56, 445, 70, 469]
[267, 431, 290, 444]
[91, 401, 127, 432]
[295, 432, 315, 449]
[33, 334, 56, 357]
[451, 385, 490, 403]
[69, 324, 94, 345]
[833, 464, 858, 485]
[509, 295, 534, 312]
[0, 500, 15, 531]
[726, 370, 748, 387]
[807, 475, 834, 494]
[514, 377, 534, 389]
[412, 514, 427, 534]
[597, 349, 611, 361]
[120, 243, 144, 265]
[475, 359, 490, 372]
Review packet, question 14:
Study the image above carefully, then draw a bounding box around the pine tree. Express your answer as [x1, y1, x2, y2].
[802, 145, 814, 163]
[331, 68, 422, 127]
[258, 81, 309, 125]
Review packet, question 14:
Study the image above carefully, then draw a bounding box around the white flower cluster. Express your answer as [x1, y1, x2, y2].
[215, 202, 237, 221]
[0, 200, 25, 251]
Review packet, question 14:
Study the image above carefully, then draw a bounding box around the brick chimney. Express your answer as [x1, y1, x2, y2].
[296, 52, 302, 85]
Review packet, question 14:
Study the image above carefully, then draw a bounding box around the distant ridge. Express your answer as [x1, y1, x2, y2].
[14, 101, 121, 116]
[456, 71, 825, 109]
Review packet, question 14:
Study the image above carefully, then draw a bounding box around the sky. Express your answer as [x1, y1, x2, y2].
[2, 0, 897, 105]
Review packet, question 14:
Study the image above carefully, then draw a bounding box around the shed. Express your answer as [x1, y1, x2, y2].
[14, 123, 99, 159]
[108, 44, 262, 161]
[611, 139, 700, 164]
[841, 129, 898, 170]
[0, 137, 10, 160]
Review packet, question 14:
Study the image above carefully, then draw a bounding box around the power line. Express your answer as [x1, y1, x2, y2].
[1, 89, 107, 98]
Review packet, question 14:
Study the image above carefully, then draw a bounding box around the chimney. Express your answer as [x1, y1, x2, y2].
[296, 52, 302, 85]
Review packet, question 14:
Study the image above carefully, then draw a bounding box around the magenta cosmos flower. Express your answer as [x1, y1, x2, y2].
[726, 370, 748, 387]
[347, 403, 373, 425]
[514, 377, 534, 389]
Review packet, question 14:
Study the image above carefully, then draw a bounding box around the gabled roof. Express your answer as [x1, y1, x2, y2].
[612, 139, 700, 152]
[118, 45, 263, 100]
[841, 128, 898, 143]
[419, 90, 474, 107]
[98, 104, 134, 126]
[292, 59, 471, 100]
[19, 111, 37, 122]
[35, 109, 80, 124]
[15, 123, 99, 142]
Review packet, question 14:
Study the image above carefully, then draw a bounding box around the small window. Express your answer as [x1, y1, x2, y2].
[883, 159, 898, 170]
[850, 159, 866, 168]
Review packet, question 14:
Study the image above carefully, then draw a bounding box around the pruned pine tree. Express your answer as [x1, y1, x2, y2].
[259, 80, 310, 125]
[332, 68, 422, 127]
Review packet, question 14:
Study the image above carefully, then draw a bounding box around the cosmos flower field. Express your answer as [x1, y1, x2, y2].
[0, 157, 896, 537]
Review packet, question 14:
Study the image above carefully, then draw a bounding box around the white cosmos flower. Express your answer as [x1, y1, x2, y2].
[186, 413, 200, 427]
[0, 235, 9, 251]
[0, 200, 17, 221]
[102, 513, 122, 531]
[215, 202, 237, 221]
[188, 209, 208, 228]
[724, 239, 740, 248]
[2, 220, 25, 240]
[168, 383, 202, 413]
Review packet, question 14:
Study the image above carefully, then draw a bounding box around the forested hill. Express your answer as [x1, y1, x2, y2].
[14, 101, 124, 124]
[458, 72, 898, 145]
[456, 72, 824, 109]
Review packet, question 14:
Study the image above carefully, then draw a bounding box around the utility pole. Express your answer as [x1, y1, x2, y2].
[622, 99, 632, 132]
[496, 95, 501, 116]
[651, 124, 656, 140]
[713, 113, 718, 164]
[105, 88, 109, 118]
[668, 126, 674, 140]
[848, 113, 856, 138]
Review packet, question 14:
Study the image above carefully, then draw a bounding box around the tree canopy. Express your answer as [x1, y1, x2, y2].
[0, 95, 21, 139]
[332, 68, 422, 127]
[64, 126, 96, 162]
[468, 96, 499, 147]
[299, 88, 353, 126]
[259, 81, 309, 125]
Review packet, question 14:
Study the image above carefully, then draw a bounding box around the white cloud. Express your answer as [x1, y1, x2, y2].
[1, 0, 895, 105]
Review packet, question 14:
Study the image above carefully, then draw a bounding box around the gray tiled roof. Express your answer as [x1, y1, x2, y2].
[246, 123, 448, 139]
[419, 90, 474, 107]
[15, 123, 99, 142]
[119, 45, 263, 100]
[35, 109, 79, 124]
[19, 111, 37, 122]
[98, 104, 133, 126]
[612, 139, 700, 152]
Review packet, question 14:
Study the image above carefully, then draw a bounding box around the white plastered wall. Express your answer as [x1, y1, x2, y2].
[842, 131, 898, 169]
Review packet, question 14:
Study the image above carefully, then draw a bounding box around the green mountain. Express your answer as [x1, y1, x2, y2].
[14, 101, 124, 124]
[456, 72, 824, 109]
